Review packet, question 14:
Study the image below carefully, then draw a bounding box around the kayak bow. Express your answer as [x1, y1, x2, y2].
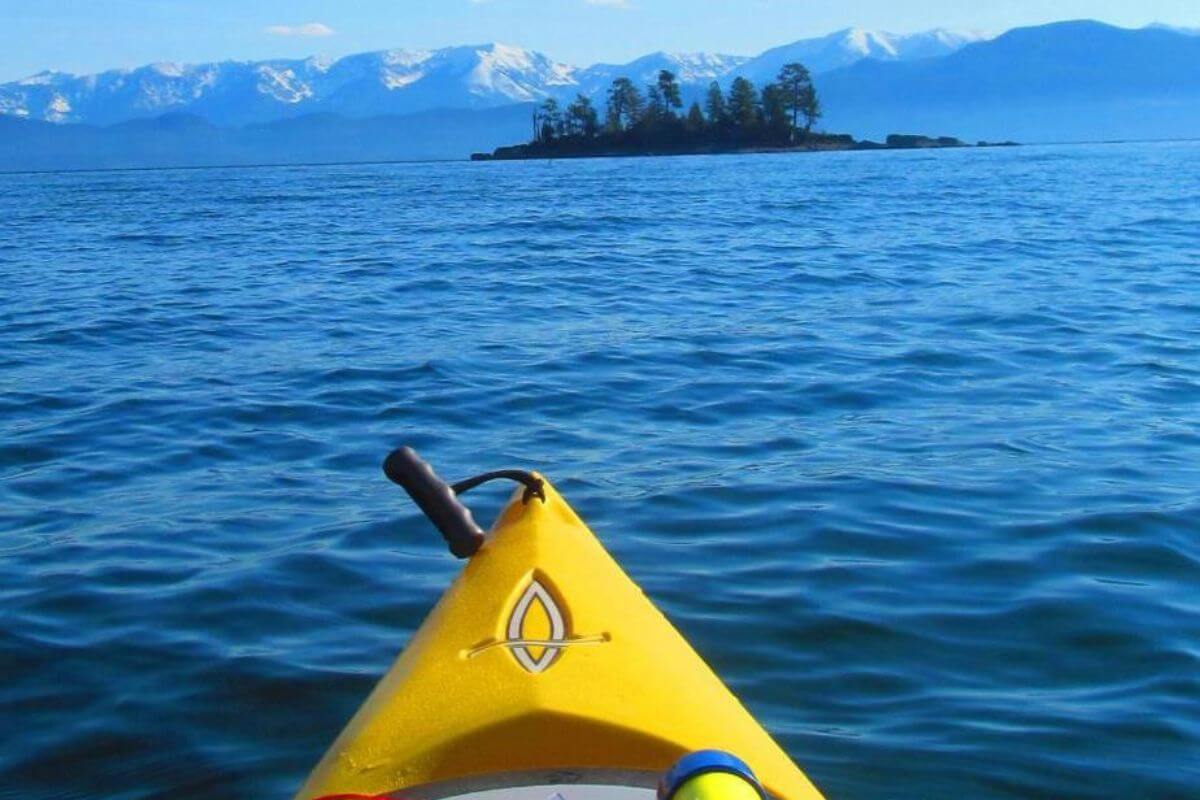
[295, 450, 826, 800]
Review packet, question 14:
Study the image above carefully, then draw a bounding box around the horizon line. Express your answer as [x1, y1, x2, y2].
[3, 137, 1198, 178]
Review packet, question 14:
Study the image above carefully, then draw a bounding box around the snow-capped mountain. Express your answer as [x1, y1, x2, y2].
[0, 30, 982, 126]
[572, 52, 749, 99]
[0, 44, 577, 126]
[734, 28, 989, 84]
[317, 44, 576, 119]
[1, 60, 332, 126]
[1146, 22, 1200, 36]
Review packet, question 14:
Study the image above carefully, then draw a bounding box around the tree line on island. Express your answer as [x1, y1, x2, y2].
[531, 63, 824, 153]
[472, 59, 1018, 160]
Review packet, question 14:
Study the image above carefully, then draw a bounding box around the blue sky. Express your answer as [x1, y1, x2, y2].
[2, 0, 1198, 81]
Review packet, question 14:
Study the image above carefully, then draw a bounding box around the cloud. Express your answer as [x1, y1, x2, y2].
[265, 22, 336, 37]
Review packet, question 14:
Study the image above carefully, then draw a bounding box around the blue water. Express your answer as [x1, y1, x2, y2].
[2, 143, 1199, 800]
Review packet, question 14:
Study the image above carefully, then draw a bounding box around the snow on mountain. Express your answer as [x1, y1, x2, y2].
[734, 27, 988, 84]
[571, 52, 749, 99]
[0, 43, 578, 125]
[1146, 22, 1200, 36]
[309, 44, 577, 119]
[0, 30, 980, 126]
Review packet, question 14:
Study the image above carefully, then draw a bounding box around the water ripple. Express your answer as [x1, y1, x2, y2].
[2, 142, 1199, 799]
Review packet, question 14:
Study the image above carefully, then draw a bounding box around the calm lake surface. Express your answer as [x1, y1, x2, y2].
[2, 143, 1199, 799]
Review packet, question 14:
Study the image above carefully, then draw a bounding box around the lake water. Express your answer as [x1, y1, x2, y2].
[2, 143, 1199, 799]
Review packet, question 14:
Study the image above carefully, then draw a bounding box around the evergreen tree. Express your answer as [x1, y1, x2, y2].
[761, 84, 791, 142]
[605, 77, 644, 133]
[685, 101, 705, 132]
[799, 83, 822, 134]
[704, 81, 727, 127]
[539, 98, 561, 141]
[566, 94, 599, 137]
[645, 85, 666, 123]
[656, 70, 683, 118]
[726, 77, 760, 131]
[777, 62, 818, 139]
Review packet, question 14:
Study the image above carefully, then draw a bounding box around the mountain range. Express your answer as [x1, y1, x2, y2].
[2, 21, 1199, 170]
[732, 28, 985, 85]
[0, 28, 982, 127]
[820, 20, 1200, 142]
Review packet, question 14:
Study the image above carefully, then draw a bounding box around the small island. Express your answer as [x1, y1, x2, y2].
[472, 64, 1016, 161]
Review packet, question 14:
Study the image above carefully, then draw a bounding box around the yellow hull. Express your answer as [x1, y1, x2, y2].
[296, 477, 825, 800]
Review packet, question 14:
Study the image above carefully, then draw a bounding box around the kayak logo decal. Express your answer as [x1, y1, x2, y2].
[465, 576, 608, 673]
[507, 580, 567, 673]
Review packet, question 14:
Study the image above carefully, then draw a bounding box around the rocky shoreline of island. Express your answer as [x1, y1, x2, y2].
[472, 133, 1018, 161]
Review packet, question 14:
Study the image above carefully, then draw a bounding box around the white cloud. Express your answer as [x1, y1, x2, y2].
[265, 22, 337, 38]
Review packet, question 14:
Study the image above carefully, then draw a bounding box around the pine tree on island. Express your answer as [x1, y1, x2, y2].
[521, 62, 825, 154]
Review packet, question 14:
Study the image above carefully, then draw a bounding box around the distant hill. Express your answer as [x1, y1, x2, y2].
[819, 20, 1200, 141]
[0, 105, 536, 171]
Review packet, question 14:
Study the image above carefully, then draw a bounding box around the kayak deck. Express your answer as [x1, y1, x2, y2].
[295, 476, 825, 800]
[374, 768, 656, 799]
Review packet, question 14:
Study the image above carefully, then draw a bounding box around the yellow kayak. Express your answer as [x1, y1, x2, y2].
[295, 449, 826, 800]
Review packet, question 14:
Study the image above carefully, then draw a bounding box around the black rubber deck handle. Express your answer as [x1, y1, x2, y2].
[383, 446, 485, 559]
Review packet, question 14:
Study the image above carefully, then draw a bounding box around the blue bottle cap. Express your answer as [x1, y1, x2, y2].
[658, 749, 767, 800]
